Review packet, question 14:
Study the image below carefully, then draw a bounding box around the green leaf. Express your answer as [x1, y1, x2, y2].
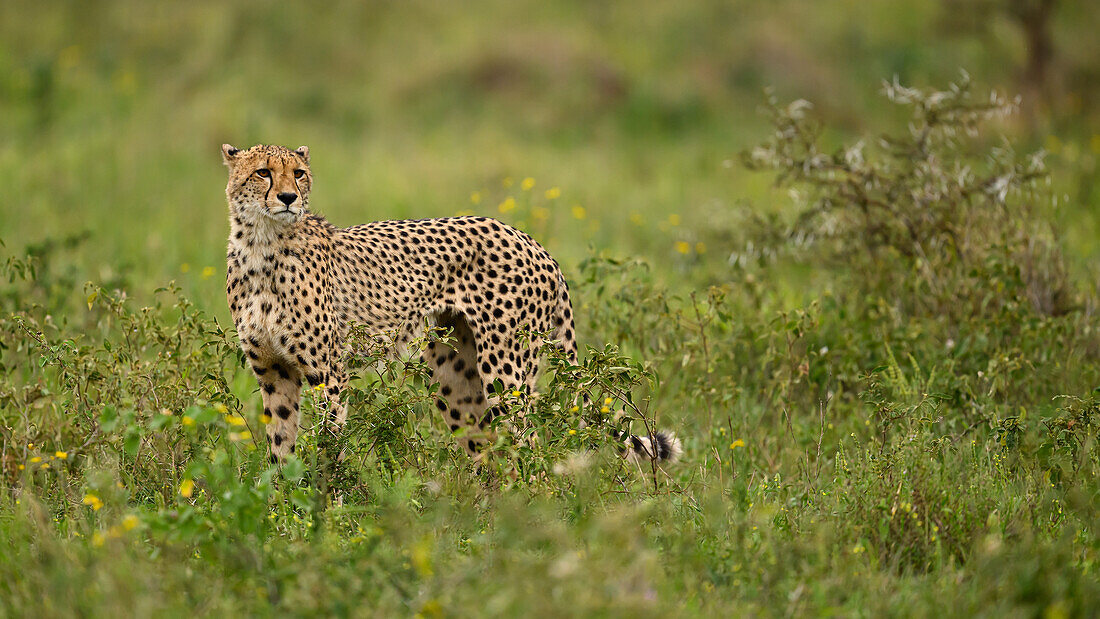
[281, 456, 306, 482]
[123, 427, 142, 456]
[149, 413, 173, 430]
[100, 405, 120, 432]
[290, 489, 313, 511]
[191, 407, 220, 425]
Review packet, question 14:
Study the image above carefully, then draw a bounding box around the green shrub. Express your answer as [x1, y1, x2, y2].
[744, 73, 1071, 319]
[2, 76, 1100, 615]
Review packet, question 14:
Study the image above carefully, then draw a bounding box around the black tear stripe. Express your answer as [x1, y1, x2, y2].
[263, 158, 274, 203]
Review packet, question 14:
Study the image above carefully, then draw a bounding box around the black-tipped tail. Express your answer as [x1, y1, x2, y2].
[622, 431, 683, 463]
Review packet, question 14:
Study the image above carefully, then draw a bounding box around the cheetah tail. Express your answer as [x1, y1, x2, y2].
[554, 274, 682, 463]
[618, 430, 684, 463]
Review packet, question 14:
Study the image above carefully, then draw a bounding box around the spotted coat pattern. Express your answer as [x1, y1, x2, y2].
[222, 144, 680, 463]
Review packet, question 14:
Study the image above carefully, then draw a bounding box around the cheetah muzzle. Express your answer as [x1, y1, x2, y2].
[221, 143, 682, 466]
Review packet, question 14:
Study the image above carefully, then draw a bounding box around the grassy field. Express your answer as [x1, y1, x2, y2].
[3, 1, 1100, 616]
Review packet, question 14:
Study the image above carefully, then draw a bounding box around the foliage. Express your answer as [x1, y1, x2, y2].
[2, 66, 1100, 617]
[745, 73, 1071, 318]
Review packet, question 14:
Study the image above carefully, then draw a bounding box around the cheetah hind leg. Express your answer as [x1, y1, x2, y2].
[425, 310, 492, 458]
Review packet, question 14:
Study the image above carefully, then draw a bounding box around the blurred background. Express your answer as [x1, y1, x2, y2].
[7, 3, 1100, 611]
[2, 0, 1098, 315]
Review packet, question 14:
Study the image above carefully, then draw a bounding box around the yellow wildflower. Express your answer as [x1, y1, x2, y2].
[41, 463, 50, 469]
[182, 416, 194, 426]
[121, 515, 140, 531]
[29, 456, 41, 463]
[570, 405, 579, 412]
[568, 429, 577, 435]
[571, 205, 587, 220]
[603, 397, 613, 405]
[668, 214, 681, 226]
[544, 187, 561, 200]
[83, 494, 104, 511]
[730, 439, 745, 449]
[225, 414, 246, 427]
[470, 191, 482, 205]
[54, 451, 67, 460]
[695, 242, 707, 254]
[180, 263, 191, 273]
[201, 266, 215, 279]
[498, 197, 516, 213]
[521, 177, 535, 191]
[600, 406, 610, 413]
[675, 241, 691, 254]
[179, 479, 195, 498]
[92, 532, 106, 547]
[511, 390, 522, 398]
[213, 402, 228, 413]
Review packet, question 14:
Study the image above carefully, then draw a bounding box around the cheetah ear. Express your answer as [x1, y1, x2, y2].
[222, 144, 241, 167]
[294, 145, 310, 164]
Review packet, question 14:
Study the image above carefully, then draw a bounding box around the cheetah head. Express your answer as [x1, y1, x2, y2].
[222, 144, 312, 224]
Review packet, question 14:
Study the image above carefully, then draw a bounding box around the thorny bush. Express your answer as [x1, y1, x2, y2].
[744, 73, 1072, 319]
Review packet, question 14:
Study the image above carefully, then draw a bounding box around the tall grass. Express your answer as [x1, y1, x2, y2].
[2, 75, 1099, 615]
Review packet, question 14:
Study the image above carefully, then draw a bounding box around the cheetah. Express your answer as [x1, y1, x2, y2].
[221, 144, 681, 465]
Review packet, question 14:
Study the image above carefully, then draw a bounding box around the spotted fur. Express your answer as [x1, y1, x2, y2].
[222, 144, 681, 464]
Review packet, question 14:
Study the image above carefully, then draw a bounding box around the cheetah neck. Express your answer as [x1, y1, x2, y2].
[227, 205, 300, 255]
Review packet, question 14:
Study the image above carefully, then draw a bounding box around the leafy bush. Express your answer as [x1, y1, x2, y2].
[744, 73, 1071, 319]
[2, 76, 1100, 616]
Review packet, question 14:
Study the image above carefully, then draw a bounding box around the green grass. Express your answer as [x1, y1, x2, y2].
[3, 1, 1100, 616]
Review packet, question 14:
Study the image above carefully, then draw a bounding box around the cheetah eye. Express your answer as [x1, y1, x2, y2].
[255, 169, 271, 178]
[293, 169, 305, 179]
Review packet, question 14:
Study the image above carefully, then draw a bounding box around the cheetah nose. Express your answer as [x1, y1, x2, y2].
[277, 192, 298, 206]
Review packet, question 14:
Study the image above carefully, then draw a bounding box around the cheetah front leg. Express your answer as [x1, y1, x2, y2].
[253, 361, 303, 463]
[300, 355, 350, 462]
[301, 354, 348, 427]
